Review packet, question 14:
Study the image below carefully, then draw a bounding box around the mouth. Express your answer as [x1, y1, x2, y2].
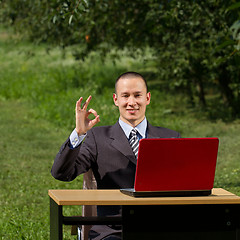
[126, 109, 139, 114]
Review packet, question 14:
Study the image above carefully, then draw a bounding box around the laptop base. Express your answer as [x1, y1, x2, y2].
[120, 188, 212, 198]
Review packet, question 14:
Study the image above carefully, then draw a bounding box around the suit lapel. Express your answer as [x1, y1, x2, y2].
[109, 122, 137, 164]
[147, 122, 175, 138]
[109, 121, 162, 164]
[146, 122, 159, 139]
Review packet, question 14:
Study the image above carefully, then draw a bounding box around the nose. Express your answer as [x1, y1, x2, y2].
[127, 96, 136, 107]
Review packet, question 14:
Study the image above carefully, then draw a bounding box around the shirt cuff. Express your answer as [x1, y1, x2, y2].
[69, 129, 87, 148]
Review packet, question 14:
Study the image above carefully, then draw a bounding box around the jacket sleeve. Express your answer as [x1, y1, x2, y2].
[51, 129, 97, 182]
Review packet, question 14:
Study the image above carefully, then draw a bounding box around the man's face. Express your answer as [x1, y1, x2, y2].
[113, 77, 151, 127]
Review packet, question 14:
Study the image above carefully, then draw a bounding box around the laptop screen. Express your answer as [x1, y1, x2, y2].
[134, 138, 219, 192]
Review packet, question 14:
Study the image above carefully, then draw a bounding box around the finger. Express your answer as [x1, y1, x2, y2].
[89, 115, 100, 128]
[87, 108, 98, 118]
[76, 97, 83, 111]
[83, 95, 92, 110]
[81, 101, 86, 109]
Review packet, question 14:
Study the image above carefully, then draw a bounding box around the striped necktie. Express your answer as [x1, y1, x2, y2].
[129, 129, 139, 159]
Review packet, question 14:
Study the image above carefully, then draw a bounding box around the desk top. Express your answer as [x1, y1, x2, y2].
[49, 188, 240, 206]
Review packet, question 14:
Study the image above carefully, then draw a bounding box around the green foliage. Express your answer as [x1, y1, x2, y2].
[0, 32, 129, 129]
[230, 20, 240, 50]
[1, 0, 240, 118]
[227, 2, 240, 51]
[0, 30, 240, 240]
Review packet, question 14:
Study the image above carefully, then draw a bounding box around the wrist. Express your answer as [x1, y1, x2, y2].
[70, 129, 87, 148]
[75, 128, 86, 136]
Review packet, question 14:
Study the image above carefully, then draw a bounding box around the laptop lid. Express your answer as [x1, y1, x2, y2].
[134, 138, 219, 192]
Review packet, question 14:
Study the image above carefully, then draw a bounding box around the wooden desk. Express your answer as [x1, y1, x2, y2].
[49, 188, 240, 240]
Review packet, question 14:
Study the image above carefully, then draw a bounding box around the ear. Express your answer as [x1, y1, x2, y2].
[146, 92, 151, 105]
[113, 93, 119, 107]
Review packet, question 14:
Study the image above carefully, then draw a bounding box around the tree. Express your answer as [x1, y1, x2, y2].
[1, 0, 240, 118]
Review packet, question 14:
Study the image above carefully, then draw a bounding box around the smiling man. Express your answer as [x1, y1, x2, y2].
[51, 72, 180, 240]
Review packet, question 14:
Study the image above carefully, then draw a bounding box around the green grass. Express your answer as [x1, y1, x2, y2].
[0, 29, 240, 239]
[0, 100, 83, 239]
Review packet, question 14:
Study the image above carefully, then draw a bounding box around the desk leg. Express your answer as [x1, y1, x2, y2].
[50, 198, 63, 240]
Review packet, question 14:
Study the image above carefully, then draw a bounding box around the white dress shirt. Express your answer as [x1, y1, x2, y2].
[69, 117, 147, 148]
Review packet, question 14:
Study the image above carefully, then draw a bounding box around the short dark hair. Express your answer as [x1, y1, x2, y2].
[115, 71, 148, 93]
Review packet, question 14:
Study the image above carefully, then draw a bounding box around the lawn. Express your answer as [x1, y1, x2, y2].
[0, 100, 79, 239]
[0, 29, 240, 239]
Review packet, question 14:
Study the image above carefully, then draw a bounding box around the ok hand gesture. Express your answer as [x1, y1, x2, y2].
[75, 96, 100, 136]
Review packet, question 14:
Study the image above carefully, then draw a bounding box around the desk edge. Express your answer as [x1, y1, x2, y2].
[48, 188, 240, 206]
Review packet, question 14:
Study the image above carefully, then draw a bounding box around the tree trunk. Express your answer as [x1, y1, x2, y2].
[196, 77, 207, 108]
[186, 80, 195, 107]
[218, 64, 235, 112]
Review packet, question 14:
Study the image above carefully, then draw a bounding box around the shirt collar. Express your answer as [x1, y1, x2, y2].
[119, 117, 147, 139]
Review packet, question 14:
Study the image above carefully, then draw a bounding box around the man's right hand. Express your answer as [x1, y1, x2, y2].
[75, 95, 100, 136]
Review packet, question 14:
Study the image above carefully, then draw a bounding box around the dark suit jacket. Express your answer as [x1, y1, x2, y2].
[51, 121, 180, 239]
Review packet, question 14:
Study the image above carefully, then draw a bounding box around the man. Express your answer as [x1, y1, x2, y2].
[51, 72, 180, 240]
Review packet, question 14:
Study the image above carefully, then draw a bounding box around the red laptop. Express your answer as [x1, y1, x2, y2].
[120, 138, 219, 197]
